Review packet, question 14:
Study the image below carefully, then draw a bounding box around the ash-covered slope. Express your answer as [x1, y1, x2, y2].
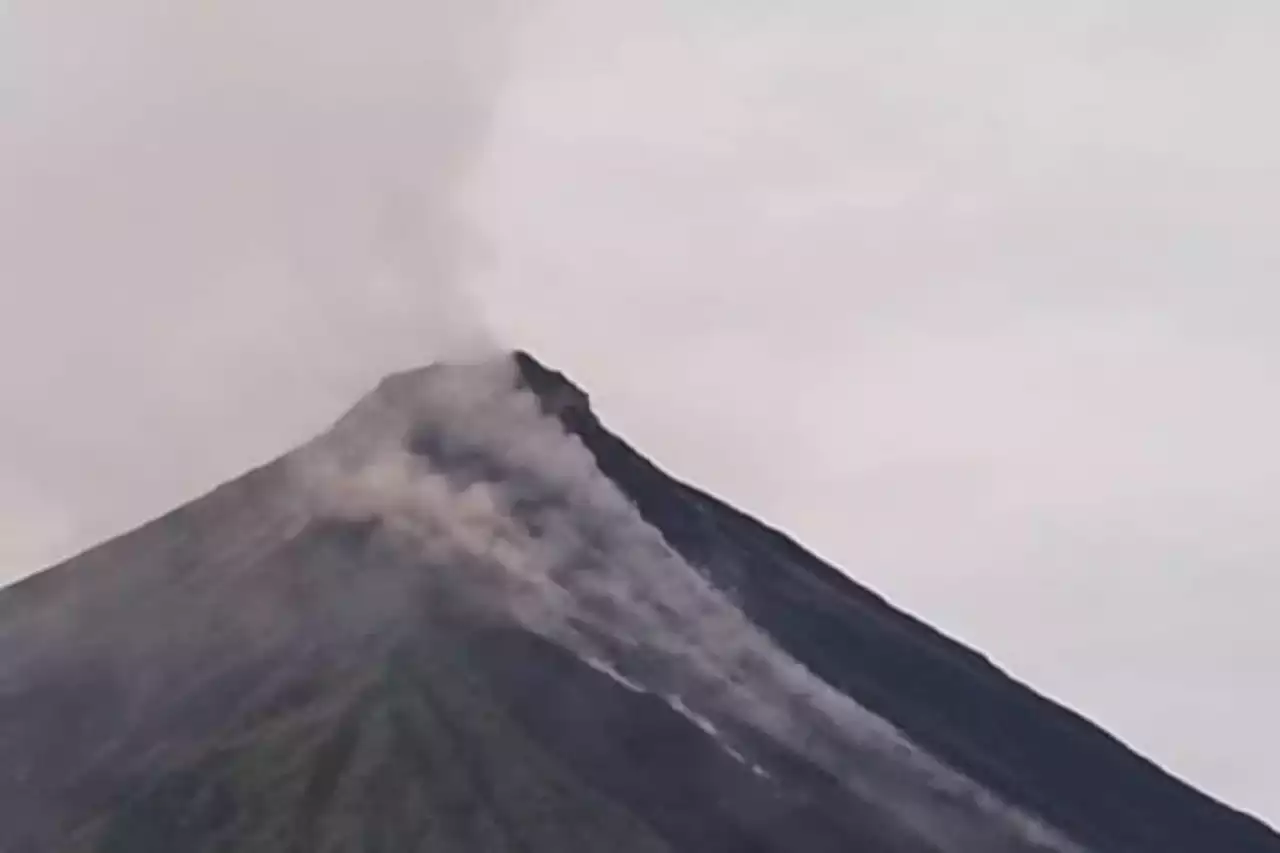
[0, 351, 1274, 853]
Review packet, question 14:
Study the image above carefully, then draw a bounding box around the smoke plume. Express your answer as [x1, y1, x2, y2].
[0, 0, 527, 575]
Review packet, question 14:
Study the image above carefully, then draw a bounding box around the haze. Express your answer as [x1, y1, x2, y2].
[1, 0, 1277, 826]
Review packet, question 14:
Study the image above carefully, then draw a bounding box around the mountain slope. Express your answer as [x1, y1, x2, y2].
[0, 350, 1274, 853]
[521, 351, 1279, 853]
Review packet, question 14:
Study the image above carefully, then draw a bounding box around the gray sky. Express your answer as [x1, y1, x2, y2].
[2, 0, 1278, 825]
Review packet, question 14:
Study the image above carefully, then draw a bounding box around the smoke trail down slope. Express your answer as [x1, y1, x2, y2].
[292, 353, 1082, 853]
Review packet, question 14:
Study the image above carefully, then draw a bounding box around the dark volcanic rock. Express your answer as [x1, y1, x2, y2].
[0, 350, 1275, 853]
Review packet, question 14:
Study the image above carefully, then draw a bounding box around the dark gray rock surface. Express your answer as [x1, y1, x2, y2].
[0, 351, 1275, 853]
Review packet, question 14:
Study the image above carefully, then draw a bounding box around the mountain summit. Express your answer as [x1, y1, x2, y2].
[1, 351, 1276, 853]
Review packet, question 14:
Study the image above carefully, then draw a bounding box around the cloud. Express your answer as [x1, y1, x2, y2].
[467, 2, 1280, 818]
[0, 487, 72, 578]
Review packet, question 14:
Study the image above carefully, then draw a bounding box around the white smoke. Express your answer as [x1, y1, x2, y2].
[292, 355, 1085, 853]
[0, 0, 527, 576]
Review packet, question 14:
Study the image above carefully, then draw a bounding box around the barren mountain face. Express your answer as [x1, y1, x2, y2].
[1, 351, 1276, 853]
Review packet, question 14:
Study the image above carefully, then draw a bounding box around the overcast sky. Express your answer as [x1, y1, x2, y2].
[2, 0, 1278, 826]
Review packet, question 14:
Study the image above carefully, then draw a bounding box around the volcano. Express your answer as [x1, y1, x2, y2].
[1, 351, 1275, 853]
